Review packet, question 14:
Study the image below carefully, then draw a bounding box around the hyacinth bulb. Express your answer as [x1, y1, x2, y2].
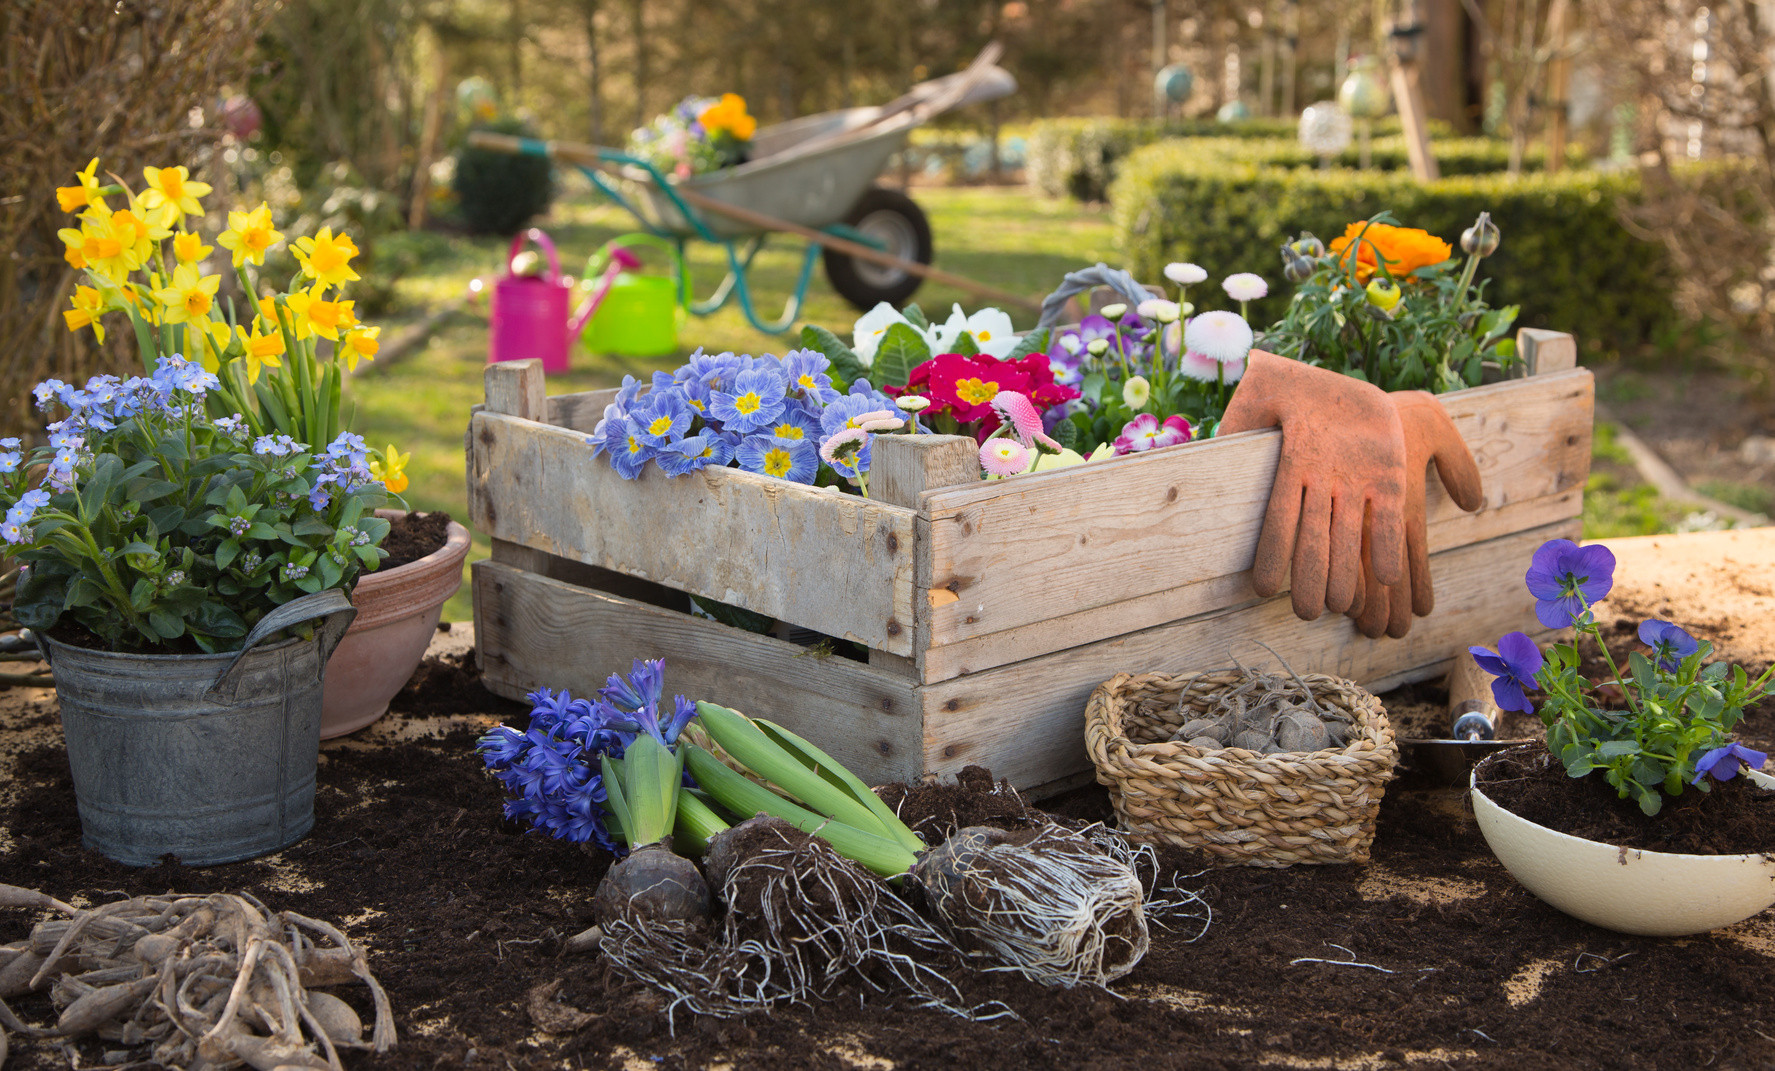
[1461, 212, 1501, 258]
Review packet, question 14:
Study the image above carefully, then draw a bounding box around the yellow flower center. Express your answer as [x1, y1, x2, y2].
[183, 290, 211, 317]
[773, 424, 804, 440]
[763, 449, 794, 478]
[159, 173, 184, 200]
[648, 415, 676, 437]
[733, 392, 761, 416]
[308, 301, 343, 330]
[955, 378, 998, 406]
[626, 436, 644, 456]
[244, 226, 274, 254]
[90, 236, 121, 260]
[248, 333, 284, 359]
[976, 330, 992, 342]
[798, 374, 818, 390]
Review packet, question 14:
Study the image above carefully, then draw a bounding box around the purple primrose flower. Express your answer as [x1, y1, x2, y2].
[1524, 538, 1616, 628]
[1469, 631, 1545, 714]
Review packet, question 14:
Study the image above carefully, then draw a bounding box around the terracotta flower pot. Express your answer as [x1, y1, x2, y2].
[1470, 766, 1775, 937]
[319, 513, 471, 738]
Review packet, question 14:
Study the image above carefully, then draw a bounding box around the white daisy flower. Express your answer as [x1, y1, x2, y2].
[1183, 310, 1255, 365]
[1164, 262, 1208, 286]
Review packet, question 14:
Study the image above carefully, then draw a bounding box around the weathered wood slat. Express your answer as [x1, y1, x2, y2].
[473, 560, 923, 784]
[917, 519, 1579, 790]
[546, 388, 619, 432]
[918, 369, 1592, 656]
[468, 411, 919, 655]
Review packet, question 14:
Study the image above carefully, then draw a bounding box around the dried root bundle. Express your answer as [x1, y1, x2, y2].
[0, 884, 392, 1071]
[599, 818, 1004, 1028]
[911, 823, 1150, 988]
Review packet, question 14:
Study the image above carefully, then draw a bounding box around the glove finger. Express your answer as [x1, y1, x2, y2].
[1365, 486, 1407, 589]
[1324, 490, 1366, 615]
[1290, 483, 1333, 621]
[1385, 570, 1415, 638]
[1406, 505, 1435, 618]
[1354, 570, 1391, 638]
[1216, 350, 1285, 436]
[1252, 456, 1302, 599]
[1421, 401, 1484, 513]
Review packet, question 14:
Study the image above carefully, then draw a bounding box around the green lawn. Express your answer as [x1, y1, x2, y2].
[346, 185, 1117, 619]
[342, 182, 1677, 622]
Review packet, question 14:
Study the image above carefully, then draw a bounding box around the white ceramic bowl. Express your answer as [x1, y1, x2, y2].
[1470, 767, 1775, 936]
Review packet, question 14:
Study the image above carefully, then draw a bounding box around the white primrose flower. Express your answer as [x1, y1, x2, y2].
[851, 301, 910, 367]
[929, 304, 1018, 358]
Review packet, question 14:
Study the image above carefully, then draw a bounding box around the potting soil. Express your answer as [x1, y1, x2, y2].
[0, 644, 1771, 1070]
[378, 510, 453, 571]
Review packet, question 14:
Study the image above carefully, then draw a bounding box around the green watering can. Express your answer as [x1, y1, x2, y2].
[580, 233, 684, 359]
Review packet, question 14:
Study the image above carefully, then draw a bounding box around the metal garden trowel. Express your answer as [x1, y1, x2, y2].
[1400, 648, 1520, 781]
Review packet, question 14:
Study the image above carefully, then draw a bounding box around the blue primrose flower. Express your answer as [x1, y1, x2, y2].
[783, 348, 841, 404]
[709, 366, 788, 433]
[629, 388, 694, 447]
[1638, 619, 1699, 673]
[1469, 631, 1545, 714]
[1691, 742, 1769, 786]
[1524, 538, 1616, 629]
[656, 432, 733, 478]
[736, 434, 818, 484]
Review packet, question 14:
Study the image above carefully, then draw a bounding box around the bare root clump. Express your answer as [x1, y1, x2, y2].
[0, 883, 392, 1071]
[599, 819, 1003, 1029]
[912, 823, 1150, 989]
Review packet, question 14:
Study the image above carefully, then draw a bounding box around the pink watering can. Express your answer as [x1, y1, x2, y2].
[489, 228, 639, 373]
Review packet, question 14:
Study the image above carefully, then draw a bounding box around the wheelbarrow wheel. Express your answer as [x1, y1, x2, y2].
[823, 187, 932, 311]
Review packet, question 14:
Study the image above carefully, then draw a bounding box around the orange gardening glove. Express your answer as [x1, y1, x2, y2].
[1219, 350, 1408, 621]
[1348, 391, 1484, 638]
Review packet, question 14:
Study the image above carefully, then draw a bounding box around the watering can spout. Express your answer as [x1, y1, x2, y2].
[569, 245, 644, 342]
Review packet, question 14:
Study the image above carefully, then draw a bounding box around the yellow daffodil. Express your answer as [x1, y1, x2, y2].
[285, 285, 353, 341]
[339, 324, 380, 371]
[56, 226, 87, 270]
[63, 286, 108, 343]
[140, 165, 211, 221]
[237, 324, 287, 383]
[218, 204, 283, 267]
[368, 443, 409, 494]
[293, 227, 361, 287]
[60, 212, 139, 283]
[151, 262, 221, 324]
[55, 158, 105, 214]
[111, 203, 172, 264]
[172, 231, 212, 264]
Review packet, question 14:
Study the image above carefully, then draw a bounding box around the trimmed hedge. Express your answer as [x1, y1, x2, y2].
[1027, 115, 1476, 201]
[1111, 139, 1675, 353]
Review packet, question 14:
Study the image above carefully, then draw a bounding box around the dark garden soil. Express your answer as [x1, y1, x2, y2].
[1475, 743, 1775, 854]
[1, 646, 1773, 1071]
[377, 510, 453, 571]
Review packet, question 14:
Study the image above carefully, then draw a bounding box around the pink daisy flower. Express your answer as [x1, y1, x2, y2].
[979, 438, 1032, 477]
[1221, 273, 1269, 302]
[1184, 310, 1254, 365]
[1112, 413, 1194, 455]
[819, 427, 868, 467]
[989, 390, 1062, 452]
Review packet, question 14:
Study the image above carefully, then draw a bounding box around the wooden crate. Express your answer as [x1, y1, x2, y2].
[470, 329, 1591, 795]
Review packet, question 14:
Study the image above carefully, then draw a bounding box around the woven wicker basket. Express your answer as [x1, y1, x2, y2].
[1084, 670, 1399, 867]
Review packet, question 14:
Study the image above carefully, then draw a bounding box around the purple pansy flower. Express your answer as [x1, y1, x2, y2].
[1469, 631, 1545, 714]
[1524, 538, 1616, 628]
[1691, 742, 1768, 786]
[1638, 619, 1699, 673]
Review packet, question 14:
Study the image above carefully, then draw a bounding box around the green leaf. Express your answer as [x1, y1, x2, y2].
[1594, 740, 1639, 759]
[754, 718, 926, 853]
[148, 608, 185, 640]
[292, 517, 334, 538]
[695, 702, 897, 841]
[600, 755, 633, 841]
[900, 303, 929, 330]
[870, 322, 930, 389]
[950, 331, 980, 357]
[127, 478, 183, 503]
[688, 594, 774, 634]
[1003, 327, 1051, 362]
[216, 539, 241, 571]
[800, 324, 869, 389]
[1054, 419, 1080, 450]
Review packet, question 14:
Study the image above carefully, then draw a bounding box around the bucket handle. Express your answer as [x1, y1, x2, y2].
[206, 589, 359, 704]
[1035, 263, 1161, 330]
[507, 228, 563, 285]
[585, 232, 687, 309]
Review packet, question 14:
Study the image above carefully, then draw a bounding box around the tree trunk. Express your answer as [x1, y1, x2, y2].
[630, 0, 647, 132]
[582, 0, 603, 144]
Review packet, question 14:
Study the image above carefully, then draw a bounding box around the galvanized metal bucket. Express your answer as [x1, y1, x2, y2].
[37, 590, 357, 867]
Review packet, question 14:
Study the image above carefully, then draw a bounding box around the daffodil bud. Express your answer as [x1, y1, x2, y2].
[1100, 302, 1127, 320]
[1461, 212, 1500, 258]
[1365, 278, 1402, 312]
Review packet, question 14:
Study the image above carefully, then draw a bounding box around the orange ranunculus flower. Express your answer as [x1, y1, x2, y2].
[1327, 222, 1453, 282]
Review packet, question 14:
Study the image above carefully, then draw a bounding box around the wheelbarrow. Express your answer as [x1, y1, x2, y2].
[466, 44, 1036, 335]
